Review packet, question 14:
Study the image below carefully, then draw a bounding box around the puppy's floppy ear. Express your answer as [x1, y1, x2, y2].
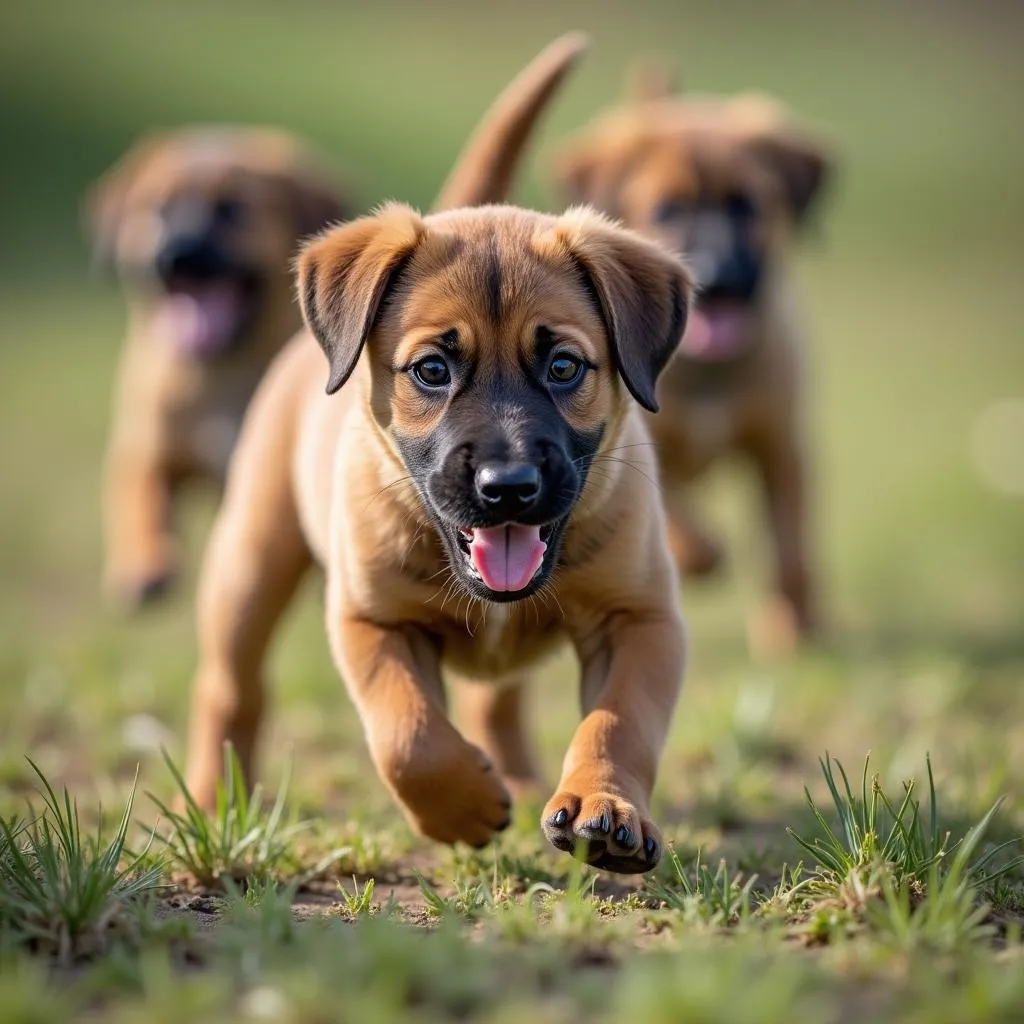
[278, 165, 354, 240]
[546, 207, 693, 413]
[297, 202, 425, 395]
[750, 131, 832, 225]
[730, 98, 833, 226]
[84, 133, 168, 271]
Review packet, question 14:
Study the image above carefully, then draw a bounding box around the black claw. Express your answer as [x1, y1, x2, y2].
[496, 816, 511, 833]
[613, 825, 633, 846]
[645, 836, 658, 860]
[580, 813, 610, 835]
[551, 809, 568, 827]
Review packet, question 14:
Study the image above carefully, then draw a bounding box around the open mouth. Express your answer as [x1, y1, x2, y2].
[680, 297, 757, 363]
[450, 522, 558, 599]
[154, 273, 260, 359]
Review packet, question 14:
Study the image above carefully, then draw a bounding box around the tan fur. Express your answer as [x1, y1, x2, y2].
[554, 84, 834, 654]
[91, 127, 351, 607]
[183, 37, 694, 873]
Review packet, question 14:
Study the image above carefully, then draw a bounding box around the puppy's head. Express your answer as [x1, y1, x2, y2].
[87, 127, 349, 359]
[555, 86, 832, 362]
[299, 204, 692, 601]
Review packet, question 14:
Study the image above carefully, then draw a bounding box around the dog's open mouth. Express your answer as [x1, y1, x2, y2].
[155, 274, 259, 359]
[453, 523, 554, 595]
[680, 298, 756, 363]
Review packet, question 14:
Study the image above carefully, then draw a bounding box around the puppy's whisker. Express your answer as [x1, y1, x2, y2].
[590, 456, 664, 494]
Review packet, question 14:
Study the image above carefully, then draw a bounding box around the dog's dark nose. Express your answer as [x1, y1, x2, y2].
[155, 234, 223, 283]
[476, 462, 541, 514]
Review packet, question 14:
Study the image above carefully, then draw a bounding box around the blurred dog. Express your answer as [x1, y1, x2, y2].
[88, 128, 350, 607]
[184, 34, 693, 874]
[554, 67, 834, 652]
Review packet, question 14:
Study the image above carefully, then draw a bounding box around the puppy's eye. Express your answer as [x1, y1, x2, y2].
[548, 355, 584, 387]
[412, 356, 451, 389]
[213, 198, 246, 224]
[726, 194, 756, 220]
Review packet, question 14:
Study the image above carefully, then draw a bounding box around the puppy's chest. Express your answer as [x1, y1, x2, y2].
[440, 603, 564, 681]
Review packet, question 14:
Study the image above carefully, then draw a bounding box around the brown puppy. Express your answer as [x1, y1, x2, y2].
[554, 71, 833, 653]
[183, 35, 693, 873]
[89, 128, 351, 607]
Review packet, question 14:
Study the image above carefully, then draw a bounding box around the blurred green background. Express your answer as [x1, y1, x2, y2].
[0, 0, 1022, 804]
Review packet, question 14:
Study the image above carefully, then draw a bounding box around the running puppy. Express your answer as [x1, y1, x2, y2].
[89, 127, 350, 607]
[555, 67, 834, 652]
[184, 35, 692, 873]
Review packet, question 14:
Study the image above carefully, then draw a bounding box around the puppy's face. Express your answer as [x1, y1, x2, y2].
[88, 128, 346, 359]
[300, 205, 691, 602]
[556, 95, 831, 362]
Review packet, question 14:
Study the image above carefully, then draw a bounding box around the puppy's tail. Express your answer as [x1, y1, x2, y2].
[432, 32, 589, 212]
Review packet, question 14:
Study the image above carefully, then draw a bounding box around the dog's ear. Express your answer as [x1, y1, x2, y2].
[751, 131, 832, 225]
[279, 165, 354, 240]
[297, 203, 425, 394]
[625, 56, 677, 103]
[730, 98, 833, 226]
[84, 133, 168, 272]
[547, 207, 693, 413]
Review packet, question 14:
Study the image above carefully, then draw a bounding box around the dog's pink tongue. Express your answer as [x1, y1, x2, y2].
[681, 305, 750, 362]
[157, 284, 241, 357]
[469, 525, 546, 592]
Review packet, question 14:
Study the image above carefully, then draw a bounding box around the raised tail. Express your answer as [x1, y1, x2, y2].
[432, 32, 589, 212]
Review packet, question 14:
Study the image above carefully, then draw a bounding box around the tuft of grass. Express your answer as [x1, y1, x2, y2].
[337, 876, 377, 919]
[0, 760, 164, 962]
[789, 754, 1023, 888]
[787, 753, 1024, 948]
[148, 745, 348, 891]
[646, 847, 759, 926]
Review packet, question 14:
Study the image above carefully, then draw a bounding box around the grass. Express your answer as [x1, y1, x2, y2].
[148, 746, 348, 890]
[1, 0, 1023, 1019]
[0, 762, 164, 963]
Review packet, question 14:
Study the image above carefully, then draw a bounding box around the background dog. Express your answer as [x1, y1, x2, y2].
[182, 35, 698, 874]
[88, 128, 351, 608]
[554, 67, 834, 654]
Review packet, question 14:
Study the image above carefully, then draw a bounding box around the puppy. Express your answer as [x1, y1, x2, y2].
[554, 69, 833, 652]
[183, 35, 693, 873]
[89, 128, 351, 607]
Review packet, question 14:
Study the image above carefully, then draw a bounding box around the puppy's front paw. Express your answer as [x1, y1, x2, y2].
[104, 549, 177, 611]
[542, 789, 661, 874]
[384, 733, 512, 849]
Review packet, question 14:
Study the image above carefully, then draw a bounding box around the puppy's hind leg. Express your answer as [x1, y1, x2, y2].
[184, 369, 311, 809]
[453, 680, 543, 803]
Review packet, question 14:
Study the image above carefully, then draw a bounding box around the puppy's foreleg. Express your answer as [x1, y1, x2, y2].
[543, 609, 684, 873]
[102, 440, 177, 608]
[331, 614, 512, 846]
[749, 428, 817, 655]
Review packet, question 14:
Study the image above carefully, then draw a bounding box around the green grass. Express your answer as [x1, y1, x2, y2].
[0, 763, 164, 963]
[1, 0, 1024, 1019]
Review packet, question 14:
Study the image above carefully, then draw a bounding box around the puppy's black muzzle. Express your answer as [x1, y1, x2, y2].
[155, 233, 238, 285]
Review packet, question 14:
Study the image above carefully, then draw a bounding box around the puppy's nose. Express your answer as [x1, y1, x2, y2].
[476, 462, 541, 514]
[156, 234, 221, 282]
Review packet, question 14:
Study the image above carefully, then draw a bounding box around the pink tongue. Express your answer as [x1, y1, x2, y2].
[469, 525, 546, 592]
[681, 305, 750, 362]
[156, 284, 242, 357]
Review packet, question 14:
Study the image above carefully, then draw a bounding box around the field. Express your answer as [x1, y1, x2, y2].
[1, 0, 1023, 1020]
